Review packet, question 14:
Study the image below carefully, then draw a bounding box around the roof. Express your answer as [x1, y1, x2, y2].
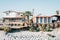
[3, 16, 24, 19]
[52, 15, 60, 17]
[33, 16, 52, 18]
[3, 10, 23, 14]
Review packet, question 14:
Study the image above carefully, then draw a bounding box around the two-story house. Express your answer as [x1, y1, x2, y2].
[3, 11, 28, 29]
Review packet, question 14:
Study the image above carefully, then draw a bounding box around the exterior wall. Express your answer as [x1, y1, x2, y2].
[0, 19, 4, 27]
[33, 16, 36, 23]
[0, 23, 3, 27]
[3, 17, 28, 28]
[3, 11, 29, 28]
[3, 11, 23, 17]
[3, 12, 17, 17]
[33, 16, 52, 24]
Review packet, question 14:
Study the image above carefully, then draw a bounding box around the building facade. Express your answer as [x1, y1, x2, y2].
[0, 10, 60, 29]
[33, 16, 52, 24]
[3, 11, 28, 28]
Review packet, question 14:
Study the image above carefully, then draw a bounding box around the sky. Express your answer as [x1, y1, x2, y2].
[0, 0, 60, 18]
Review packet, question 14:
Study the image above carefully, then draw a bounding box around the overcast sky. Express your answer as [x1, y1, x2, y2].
[0, 0, 60, 18]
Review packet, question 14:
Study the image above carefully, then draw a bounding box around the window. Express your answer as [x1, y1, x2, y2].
[40, 17, 42, 23]
[15, 24, 17, 26]
[22, 18, 25, 21]
[11, 24, 13, 26]
[18, 24, 20, 26]
[36, 17, 38, 23]
[52, 17, 57, 20]
[23, 23, 25, 26]
[44, 17, 47, 23]
[48, 17, 51, 23]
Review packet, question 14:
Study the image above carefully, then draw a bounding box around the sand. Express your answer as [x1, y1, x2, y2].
[0, 28, 60, 40]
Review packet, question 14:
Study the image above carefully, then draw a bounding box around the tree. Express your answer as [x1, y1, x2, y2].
[56, 10, 59, 15]
[23, 11, 32, 20]
[23, 11, 32, 25]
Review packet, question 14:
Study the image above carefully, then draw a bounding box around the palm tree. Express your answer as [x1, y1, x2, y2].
[23, 11, 32, 25]
[23, 11, 34, 31]
[23, 11, 32, 20]
[56, 10, 59, 15]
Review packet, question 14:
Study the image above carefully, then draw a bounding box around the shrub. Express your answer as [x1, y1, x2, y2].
[3, 27, 11, 32]
[36, 27, 40, 32]
[29, 27, 34, 32]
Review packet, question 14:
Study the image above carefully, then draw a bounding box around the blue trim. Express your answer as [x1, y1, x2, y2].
[36, 17, 38, 23]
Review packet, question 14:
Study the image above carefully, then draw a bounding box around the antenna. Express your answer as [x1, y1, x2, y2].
[32, 9, 34, 16]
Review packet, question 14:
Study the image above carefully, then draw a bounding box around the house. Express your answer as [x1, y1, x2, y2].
[33, 13, 60, 28]
[33, 16, 52, 24]
[3, 11, 28, 29]
[52, 14, 60, 27]
[0, 19, 3, 27]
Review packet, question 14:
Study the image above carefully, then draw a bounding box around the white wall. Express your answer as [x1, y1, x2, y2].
[52, 17, 57, 20]
[3, 12, 17, 17]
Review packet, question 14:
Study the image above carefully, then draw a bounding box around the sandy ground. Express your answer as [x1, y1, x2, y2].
[0, 28, 60, 40]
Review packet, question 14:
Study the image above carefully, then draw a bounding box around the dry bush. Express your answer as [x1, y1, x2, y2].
[3, 27, 11, 32]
